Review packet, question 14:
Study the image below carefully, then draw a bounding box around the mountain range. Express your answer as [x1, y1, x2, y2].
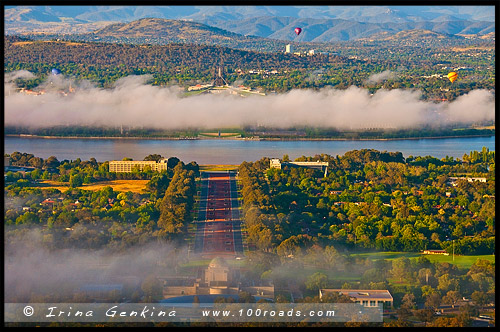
[209, 16, 494, 42]
[4, 5, 495, 24]
[4, 5, 495, 42]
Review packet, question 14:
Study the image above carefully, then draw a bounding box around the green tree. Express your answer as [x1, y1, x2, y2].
[391, 257, 411, 283]
[442, 290, 461, 309]
[401, 293, 417, 310]
[69, 174, 84, 188]
[167, 157, 180, 169]
[471, 290, 489, 309]
[305, 272, 328, 292]
[425, 292, 442, 311]
[144, 154, 163, 162]
[414, 309, 434, 325]
[141, 275, 162, 302]
[238, 291, 255, 303]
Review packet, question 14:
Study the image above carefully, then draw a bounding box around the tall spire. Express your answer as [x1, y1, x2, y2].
[213, 67, 228, 86]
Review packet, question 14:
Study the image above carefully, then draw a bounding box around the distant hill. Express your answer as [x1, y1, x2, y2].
[12, 17, 494, 55]
[359, 29, 462, 42]
[85, 16, 493, 45]
[74, 18, 295, 52]
[91, 18, 254, 42]
[209, 16, 495, 42]
[5, 5, 495, 42]
[5, 5, 495, 24]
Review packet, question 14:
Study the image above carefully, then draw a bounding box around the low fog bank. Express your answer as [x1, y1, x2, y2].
[364, 70, 397, 84]
[5, 73, 495, 130]
[4, 227, 186, 302]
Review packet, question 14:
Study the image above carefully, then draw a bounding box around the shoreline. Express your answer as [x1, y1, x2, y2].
[5, 133, 495, 141]
[257, 134, 495, 141]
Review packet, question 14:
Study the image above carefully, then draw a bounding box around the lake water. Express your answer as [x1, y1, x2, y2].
[4, 136, 495, 164]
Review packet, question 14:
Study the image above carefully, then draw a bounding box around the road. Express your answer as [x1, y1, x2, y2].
[193, 171, 244, 259]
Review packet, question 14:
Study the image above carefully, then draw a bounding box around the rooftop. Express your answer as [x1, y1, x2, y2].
[320, 289, 393, 300]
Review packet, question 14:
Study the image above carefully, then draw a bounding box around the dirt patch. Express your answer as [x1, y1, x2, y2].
[35, 179, 149, 193]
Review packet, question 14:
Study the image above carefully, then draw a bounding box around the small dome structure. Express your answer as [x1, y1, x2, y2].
[209, 257, 228, 269]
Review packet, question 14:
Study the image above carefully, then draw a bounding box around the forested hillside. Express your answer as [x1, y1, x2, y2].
[4, 35, 339, 88]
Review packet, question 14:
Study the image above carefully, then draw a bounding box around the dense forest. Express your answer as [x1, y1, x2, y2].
[238, 148, 495, 256]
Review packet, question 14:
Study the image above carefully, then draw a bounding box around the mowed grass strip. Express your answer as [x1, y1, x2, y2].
[35, 179, 149, 193]
[199, 165, 239, 172]
[199, 132, 240, 137]
[425, 254, 495, 269]
[352, 251, 495, 269]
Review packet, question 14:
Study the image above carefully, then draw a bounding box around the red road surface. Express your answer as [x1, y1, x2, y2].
[200, 173, 236, 258]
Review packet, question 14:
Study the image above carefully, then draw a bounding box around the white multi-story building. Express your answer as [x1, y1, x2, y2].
[109, 159, 168, 173]
[270, 158, 329, 177]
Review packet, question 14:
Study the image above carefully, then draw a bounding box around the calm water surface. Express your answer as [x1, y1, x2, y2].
[4, 136, 495, 164]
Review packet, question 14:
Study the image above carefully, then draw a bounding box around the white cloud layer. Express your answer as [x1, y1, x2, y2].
[5, 73, 495, 130]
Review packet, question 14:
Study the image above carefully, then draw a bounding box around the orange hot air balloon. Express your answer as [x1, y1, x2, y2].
[447, 71, 458, 83]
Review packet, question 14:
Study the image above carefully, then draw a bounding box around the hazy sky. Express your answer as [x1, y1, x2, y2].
[5, 73, 495, 130]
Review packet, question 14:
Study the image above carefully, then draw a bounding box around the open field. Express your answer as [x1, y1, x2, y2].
[472, 125, 495, 130]
[265, 252, 496, 285]
[199, 164, 239, 172]
[34, 179, 149, 193]
[425, 254, 495, 269]
[177, 258, 246, 276]
[270, 264, 362, 282]
[199, 132, 241, 137]
[351, 251, 495, 269]
[177, 251, 496, 281]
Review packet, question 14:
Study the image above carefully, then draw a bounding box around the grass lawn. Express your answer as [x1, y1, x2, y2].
[352, 251, 421, 260]
[178, 257, 246, 274]
[199, 165, 239, 172]
[425, 254, 495, 269]
[351, 251, 495, 269]
[180, 259, 211, 267]
[269, 264, 363, 282]
[34, 179, 149, 193]
[199, 132, 241, 137]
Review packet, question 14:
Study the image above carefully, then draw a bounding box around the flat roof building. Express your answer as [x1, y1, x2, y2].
[109, 158, 168, 173]
[270, 159, 328, 170]
[448, 176, 487, 185]
[270, 158, 329, 176]
[319, 289, 393, 308]
[422, 249, 449, 255]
